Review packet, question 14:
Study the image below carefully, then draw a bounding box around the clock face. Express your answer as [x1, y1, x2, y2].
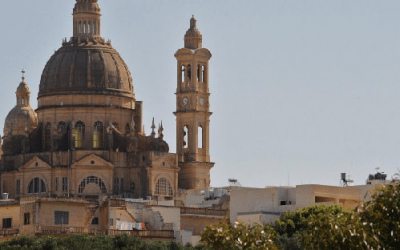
[183, 97, 189, 106]
[200, 98, 204, 106]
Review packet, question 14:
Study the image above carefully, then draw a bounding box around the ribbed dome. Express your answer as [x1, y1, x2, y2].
[16, 81, 30, 95]
[38, 43, 134, 98]
[4, 106, 38, 136]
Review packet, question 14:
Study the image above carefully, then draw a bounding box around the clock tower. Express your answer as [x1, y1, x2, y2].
[174, 16, 214, 190]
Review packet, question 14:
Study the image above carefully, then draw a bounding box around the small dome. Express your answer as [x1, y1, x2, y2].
[184, 16, 203, 50]
[4, 106, 38, 136]
[16, 81, 30, 95]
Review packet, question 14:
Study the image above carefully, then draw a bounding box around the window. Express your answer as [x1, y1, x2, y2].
[181, 65, 185, 83]
[44, 122, 51, 151]
[120, 178, 124, 191]
[21, 98, 25, 105]
[2, 218, 12, 229]
[24, 213, 30, 225]
[187, 64, 192, 80]
[16, 180, 20, 195]
[28, 178, 46, 194]
[125, 124, 130, 134]
[58, 121, 66, 133]
[113, 178, 120, 194]
[93, 121, 104, 149]
[78, 176, 107, 194]
[74, 121, 85, 148]
[198, 126, 203, 149]
[54, 211, 69, 225]
[62, 177, 68, 192]
[183, 126, 189, 149]
[112, 122, 119, 130]
[55, 178, 59, 192]
[130, 182, 135, 191]
[109, 219, 113, 226]
[91, 217, 99, 225]
[155, 178, 173, 196]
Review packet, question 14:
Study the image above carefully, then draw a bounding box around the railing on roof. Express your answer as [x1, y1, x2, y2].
[180, 207, 227, 217]
[109, 230, 175, 239]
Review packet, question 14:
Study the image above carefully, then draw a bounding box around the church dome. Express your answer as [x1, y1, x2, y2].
[38, 0, 134, 100]
[38, 44, 134, 98]
[4, 77, 38, 136]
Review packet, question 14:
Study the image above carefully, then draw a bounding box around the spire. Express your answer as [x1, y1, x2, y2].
[73, 0, 101, 39]
[184, 15, 203, 49]
[151, 118, 156, 138]
[158, 121, 164, 140]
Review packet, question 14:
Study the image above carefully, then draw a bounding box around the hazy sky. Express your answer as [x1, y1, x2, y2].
[1, 0, 400, 188]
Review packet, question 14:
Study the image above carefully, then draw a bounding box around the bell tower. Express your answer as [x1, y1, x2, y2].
[174, 16, 214, 190]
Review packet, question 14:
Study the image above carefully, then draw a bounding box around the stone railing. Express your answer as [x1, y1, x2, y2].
[180, 207, 228, 217]
[109, 230, 175, 239]
[109, 199, 126, 207]
[0, 200, 20, 207]
[0, 229, 19, 237]
[36, 226, 104, 235]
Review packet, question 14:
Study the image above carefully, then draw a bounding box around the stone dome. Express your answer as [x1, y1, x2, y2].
[38, 43, 134, 99]
[4, 80, 38, 136]
[16, 81, 30, 95]
[4, 106, 38, 136]
[184, 16, 203, 50]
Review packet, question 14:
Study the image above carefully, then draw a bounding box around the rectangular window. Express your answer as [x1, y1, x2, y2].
[54, 211, 69, 225]
[120, 178, 124, 191]
[113, 178, 119, 194]
[62, 177, 68, 192]
[91, 217, 99, 225]
[16, 180, 21, 195]
[2, 218, 12, 229]
[109, 218, 113, 226]
[24, 213, 30, 225]
[55, 178, 59, 192]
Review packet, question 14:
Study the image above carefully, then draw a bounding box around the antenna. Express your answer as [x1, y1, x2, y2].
[340, 173, 353, 187]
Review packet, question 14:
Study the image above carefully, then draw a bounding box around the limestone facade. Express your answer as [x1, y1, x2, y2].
[0, 0, 214, 203]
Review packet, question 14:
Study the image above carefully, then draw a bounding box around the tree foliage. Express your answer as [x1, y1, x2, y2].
[200, 221, 278, 250]
[0, 234, 207, 250]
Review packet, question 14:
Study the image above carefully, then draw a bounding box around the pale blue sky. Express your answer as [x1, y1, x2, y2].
[1, 0, 400, 187]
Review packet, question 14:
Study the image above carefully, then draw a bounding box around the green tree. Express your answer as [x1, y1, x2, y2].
[200, 221, 278, 250]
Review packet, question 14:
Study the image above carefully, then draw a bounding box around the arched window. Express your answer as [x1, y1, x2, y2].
[198, 125, 203, 149]
[202, 65, 206, 83]
[112, 122, 119, 130]
[155, 178, 173, 196]
[78, 176, 107, 194]
[197, 64, 200, 82]
[125, 124, 131, 134]
[58, 121, 66, 133]
[28, 178, 46, 194]
[88, 21, 91, 34]
[21, 98, 25, 105]
[93, 121, 104, 149]
[181, 65, 185, 83]
[44, 122, 51, 151]
[183, 125, 189, 149]
[187, 64, 192, 80]
[74, 121, 85, 149]
[94, 21, 97, 34]
[130, 182, 135, 191]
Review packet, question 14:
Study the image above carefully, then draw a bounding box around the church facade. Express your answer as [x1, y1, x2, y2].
[0, 0, 214, 201]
